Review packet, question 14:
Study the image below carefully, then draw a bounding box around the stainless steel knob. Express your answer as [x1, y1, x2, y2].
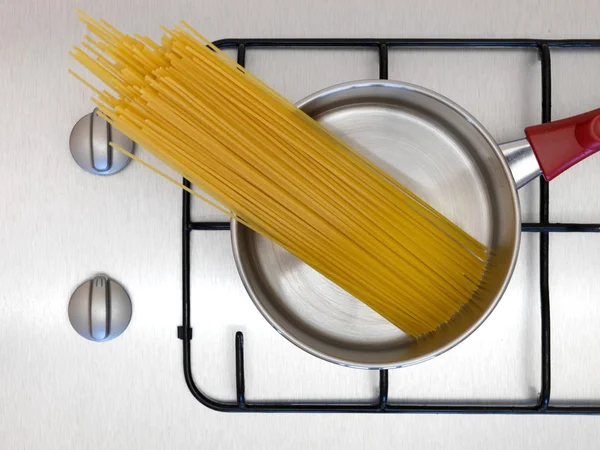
[68, 275, 132, 342]
[69, 109, 135, 175]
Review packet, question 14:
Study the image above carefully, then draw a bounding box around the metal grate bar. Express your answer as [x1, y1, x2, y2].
[537, 44, 552, 411]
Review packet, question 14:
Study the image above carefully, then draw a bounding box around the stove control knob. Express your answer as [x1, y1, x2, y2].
[68, 275, 132, 342]
[69, 109, 135, 175]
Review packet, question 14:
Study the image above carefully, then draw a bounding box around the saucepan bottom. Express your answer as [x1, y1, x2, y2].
[232, 80, 521, 369]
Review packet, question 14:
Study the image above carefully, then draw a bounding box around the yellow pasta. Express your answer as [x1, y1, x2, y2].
[70, 10, 488, 337]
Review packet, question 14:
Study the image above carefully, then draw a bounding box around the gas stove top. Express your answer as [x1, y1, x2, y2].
[171, 38, 600, 413]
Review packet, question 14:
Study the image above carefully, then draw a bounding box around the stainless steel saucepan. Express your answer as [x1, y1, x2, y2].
[231, 80, 600, 369]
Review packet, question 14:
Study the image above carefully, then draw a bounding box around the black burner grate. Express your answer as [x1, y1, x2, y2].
[179, 38, 600, 413]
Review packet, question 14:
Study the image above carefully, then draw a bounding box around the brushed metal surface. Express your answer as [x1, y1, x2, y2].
[3, 0, 600, 449]
[232, 80, 520, 368]
[499, 138, 542, 189]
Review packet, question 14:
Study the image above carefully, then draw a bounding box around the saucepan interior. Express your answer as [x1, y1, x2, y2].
[231, 80, 520, 369]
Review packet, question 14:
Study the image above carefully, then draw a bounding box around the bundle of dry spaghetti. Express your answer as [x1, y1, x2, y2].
[70, 11, 488, 337]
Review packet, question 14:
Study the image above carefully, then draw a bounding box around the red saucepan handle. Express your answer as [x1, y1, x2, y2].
[525, 108, 600, 181]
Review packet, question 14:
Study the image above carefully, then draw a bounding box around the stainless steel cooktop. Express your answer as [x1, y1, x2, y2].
[3, 1, 600, 447]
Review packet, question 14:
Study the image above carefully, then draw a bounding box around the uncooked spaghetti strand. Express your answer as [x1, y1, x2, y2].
[145, 71, 483, 294]
[104, 71, 478, 312]
[179, 36, 486, 253]
[105, 106, 466, 316]
[144, 53, 478, 266]
[96, 54, 482, 300]
[83, 26, 478, 262]
[111, 105, 468, 328]
[153, 60, 487, 277]
[162, 45, 486, 256]
[71, 16, 490, 336]
[121, 77, 479, 300]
